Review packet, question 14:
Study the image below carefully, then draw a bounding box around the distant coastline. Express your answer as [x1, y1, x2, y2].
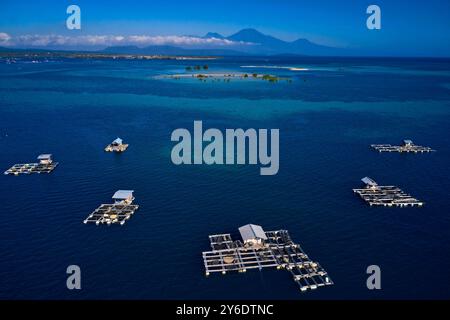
[0, 50, 219, 61]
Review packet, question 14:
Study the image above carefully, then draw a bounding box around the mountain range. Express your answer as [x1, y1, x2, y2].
[102, 28, 344, 56]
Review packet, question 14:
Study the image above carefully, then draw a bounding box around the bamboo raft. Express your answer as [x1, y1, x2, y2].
[83, 190, 139, 225]
[4, 154, 58, 175]
[202, 225, 333, 292]
[371, 140, 435, 153]
[353, 177, 424, 207]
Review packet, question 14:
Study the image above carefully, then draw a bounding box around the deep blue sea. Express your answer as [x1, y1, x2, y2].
[0, 56, 449, 299]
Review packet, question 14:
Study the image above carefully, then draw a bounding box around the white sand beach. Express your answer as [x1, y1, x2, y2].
[241, 65, 310, 71]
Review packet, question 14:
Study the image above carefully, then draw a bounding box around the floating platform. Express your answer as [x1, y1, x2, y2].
[371, 140, 435, 153]
[105, 137, 129, 152]
[4, 154, 58, 175]
[83, 190, 139, 225]
[353, 177, 424, 207]
[202, 224, 333, 292]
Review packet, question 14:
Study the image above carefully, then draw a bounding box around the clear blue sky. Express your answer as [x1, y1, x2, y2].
[1, 0, 449, 56]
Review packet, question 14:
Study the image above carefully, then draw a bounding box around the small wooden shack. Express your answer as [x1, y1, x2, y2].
[37, 154, 53, 165]
[238, 224, 268, 246]
[112, 190, 135, 205]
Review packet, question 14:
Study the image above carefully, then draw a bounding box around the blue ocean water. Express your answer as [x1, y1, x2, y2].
[0, 56, 449, 299]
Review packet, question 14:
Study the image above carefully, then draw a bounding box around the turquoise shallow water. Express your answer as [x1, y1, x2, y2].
[0, 56, 449, 299]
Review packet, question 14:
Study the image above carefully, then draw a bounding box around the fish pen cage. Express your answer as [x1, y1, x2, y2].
[105, 137, 129, 152]
[202, 224, 333, 292]
[4, 154, 58, 175]
[371, 140, 435, 153]
[83, 190, 139, 225]
[353, 177, 424, 207]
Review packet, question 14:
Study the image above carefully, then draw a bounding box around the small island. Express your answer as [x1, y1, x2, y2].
[160, 66, 292, 83]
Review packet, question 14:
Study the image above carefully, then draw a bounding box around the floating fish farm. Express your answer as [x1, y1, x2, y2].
[4, 154, 58, 175]
[83, 190, 139, 226]
[353, 177, 424, 207]
[202, 224, 333, 292]
[371, 139, 435, 153]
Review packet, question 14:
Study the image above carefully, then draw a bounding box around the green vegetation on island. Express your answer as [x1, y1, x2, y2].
[171, 66, 293, 84]
[262, 74, 280, 82]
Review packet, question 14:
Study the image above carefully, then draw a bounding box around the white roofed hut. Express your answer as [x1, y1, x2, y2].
[37, 154, 53, 165]
[403, 139, 413, 147]
[112, 190, 135, 205]
[361, 177, 378, 189]
[239, 224, 268, 248]
[105, 137, 129, 152]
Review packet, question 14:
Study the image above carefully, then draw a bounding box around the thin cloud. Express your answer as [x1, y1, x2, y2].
[0, 33, 253, 48]
[0, 32, 11, 43]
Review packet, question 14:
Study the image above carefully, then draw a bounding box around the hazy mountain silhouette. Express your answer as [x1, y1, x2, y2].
[202, 32, 225, 39]
[228, 28, 286, 47]
[222, 28, 341, 55]
[101, 28, 344, 56]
